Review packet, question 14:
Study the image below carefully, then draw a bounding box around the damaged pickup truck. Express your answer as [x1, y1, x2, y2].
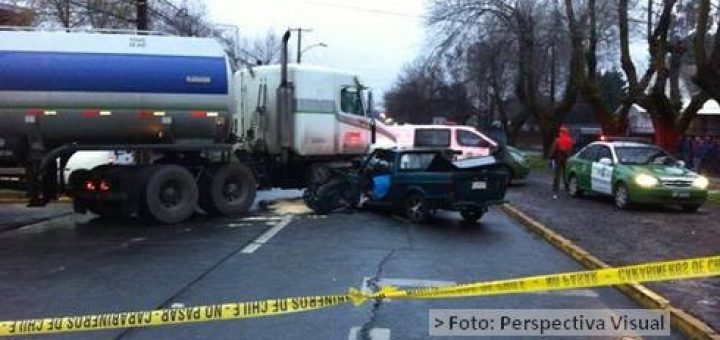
[304, 148, 508, 224]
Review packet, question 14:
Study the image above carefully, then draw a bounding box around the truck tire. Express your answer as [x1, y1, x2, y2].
[199, 163, 256, 217]
[142, 165, 198, 224]
[404, 193, 429, 224]
[461, 209, 483, 224]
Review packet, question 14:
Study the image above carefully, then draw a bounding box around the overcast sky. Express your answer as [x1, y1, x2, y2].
[206, 0, 427, 99]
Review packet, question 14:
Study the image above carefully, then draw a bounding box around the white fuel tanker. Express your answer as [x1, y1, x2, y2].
[0, 28, 392, 223]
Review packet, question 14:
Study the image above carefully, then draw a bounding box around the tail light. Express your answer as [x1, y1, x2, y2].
[99, 180, 111, 192]
[84, 180, 96, 191]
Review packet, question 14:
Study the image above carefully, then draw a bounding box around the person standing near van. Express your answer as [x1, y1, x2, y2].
[550, 126, 575, 199]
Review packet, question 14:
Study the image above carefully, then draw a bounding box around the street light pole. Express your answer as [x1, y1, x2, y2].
[288, 27, 313, 63]
[300, 43, 328, 62]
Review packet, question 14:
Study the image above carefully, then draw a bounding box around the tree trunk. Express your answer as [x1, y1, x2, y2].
[652, 114, 680, 153]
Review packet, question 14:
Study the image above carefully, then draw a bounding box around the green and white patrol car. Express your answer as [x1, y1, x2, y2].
[565, 141, 709, 211]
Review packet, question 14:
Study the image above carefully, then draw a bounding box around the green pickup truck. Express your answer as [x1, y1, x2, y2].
[359, 148, 508, 223]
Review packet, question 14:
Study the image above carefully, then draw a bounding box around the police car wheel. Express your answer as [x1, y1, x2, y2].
[568, 174, 582, 198]
[614, 184, 630, 209]
[681, 204, 701, 213]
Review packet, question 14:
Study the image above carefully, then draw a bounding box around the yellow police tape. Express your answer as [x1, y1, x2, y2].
[0, 255, 718, 336]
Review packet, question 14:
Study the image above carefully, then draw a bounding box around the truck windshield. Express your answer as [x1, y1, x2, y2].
[340, 87, 363, 116]
[615, 146, 676, 165]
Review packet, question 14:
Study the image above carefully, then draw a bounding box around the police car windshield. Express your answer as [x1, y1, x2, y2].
[615, 146, 675, 165]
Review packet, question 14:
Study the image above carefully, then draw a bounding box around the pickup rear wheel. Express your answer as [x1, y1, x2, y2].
[142, 165, 198, 224]
[460, 210, 483, 224]
[404, 193, 429, 224]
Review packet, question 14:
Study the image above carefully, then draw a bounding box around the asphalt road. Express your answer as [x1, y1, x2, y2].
[0, 191, 682, 340]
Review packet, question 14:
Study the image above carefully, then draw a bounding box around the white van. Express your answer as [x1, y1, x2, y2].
[373, 124, 498, 160]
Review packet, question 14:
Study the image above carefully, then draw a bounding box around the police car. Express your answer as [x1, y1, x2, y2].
[565, 141, 709, 211]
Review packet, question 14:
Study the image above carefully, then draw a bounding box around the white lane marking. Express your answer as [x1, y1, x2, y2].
[359, 278, 598, 298]
[170, 303, 185, 308]
[227, 223, 251, 228]
[348, 327, 390, 340]
[360, 277, 457, 301]
[240, 215, 293, 254]
[239, 216, 285, 221]
[530, 289, 599, 298]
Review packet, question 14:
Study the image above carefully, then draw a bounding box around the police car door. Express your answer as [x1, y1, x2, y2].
[590, 145, 614, 195]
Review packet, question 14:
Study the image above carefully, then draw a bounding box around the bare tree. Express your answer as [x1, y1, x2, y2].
[429, 0, 583, 155]
[618, 0, 710, 151]
[238, 29, 281, 65]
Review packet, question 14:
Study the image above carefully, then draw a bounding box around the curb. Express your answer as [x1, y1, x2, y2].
[501, 203, 720, 340]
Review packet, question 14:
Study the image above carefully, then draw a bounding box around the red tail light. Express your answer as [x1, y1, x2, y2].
[84, 180, 96, 191]
[191, 111, 207, 118]
[26, 109, 43, 116]
[82, 109, 100, 118]
[99, 180, 111, 192]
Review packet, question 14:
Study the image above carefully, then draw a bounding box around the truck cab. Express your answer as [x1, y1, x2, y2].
[237, 64, 377, 157]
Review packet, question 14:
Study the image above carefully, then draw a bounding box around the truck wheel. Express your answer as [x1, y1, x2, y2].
[461, 210, 483, 224]
[199, 163, 256, 216]
[404, 193, 429, 224]
[143, 165, 198, 224]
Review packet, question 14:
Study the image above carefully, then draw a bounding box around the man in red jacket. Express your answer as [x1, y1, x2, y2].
[550, 126, 575, 199]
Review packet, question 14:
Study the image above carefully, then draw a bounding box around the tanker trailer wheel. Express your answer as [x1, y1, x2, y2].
[142, 165, 198, 224]
[199, 163, 257, 216]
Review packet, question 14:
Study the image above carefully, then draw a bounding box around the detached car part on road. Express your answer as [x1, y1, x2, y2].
[304, 148, 508, 224]
[565, 141, 709, 211]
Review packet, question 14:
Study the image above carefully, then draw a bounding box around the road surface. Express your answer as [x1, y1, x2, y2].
[0, 191, 681, 339]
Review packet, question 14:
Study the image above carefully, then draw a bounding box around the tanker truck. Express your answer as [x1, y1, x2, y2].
[0, 28, 391, 224]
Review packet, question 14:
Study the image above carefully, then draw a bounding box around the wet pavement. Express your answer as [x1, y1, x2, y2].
[0, 190, 682, 339]
[506, 170, 720, 332]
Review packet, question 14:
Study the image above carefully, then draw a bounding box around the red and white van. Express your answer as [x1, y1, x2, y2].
[373, 124, 498, 160]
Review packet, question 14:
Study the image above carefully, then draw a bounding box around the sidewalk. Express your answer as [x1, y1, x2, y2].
[506, 170, 720, 331]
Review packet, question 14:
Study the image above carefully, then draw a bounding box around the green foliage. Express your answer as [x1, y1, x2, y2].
[597, 70, 627, 113]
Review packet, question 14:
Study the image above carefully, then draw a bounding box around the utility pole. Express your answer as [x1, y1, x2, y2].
[136, 0, 148, 31]
[288, 27, 313, 63]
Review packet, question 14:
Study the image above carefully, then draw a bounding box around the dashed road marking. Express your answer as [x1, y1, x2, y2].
[348, 327, 390, 340]
[227, 223, 251, 228]
[530, 289, 600, 298]
[360, 277, 457, 302]
[239, 216, 285, 221]
[240, 215, 293, 254]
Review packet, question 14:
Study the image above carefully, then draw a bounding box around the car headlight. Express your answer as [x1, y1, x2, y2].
[635, 173, 659, 187]
[692, 176, 709, 189]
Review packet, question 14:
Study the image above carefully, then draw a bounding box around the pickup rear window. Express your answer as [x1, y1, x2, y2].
[415, 129, 450, 147]
[399, 153, 455, 172]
